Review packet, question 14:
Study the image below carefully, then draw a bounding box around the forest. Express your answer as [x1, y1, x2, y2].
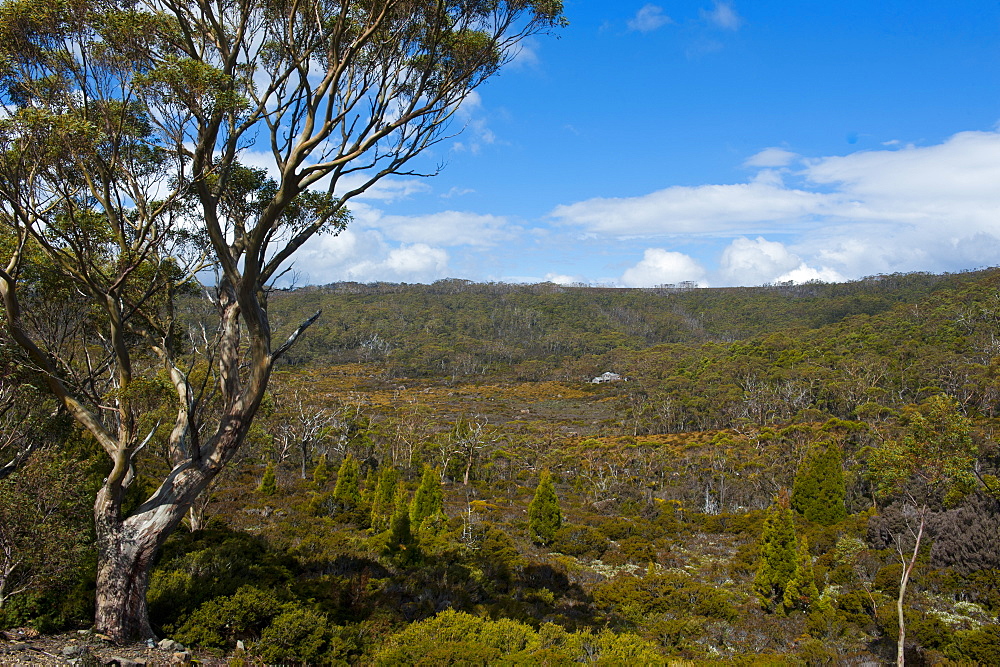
[3, 267, 1000, 664]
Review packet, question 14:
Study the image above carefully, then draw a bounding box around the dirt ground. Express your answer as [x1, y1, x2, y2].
[0, 629, 230, 666]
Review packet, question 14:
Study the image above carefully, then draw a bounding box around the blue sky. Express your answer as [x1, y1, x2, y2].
[287, 1, 1000, 287]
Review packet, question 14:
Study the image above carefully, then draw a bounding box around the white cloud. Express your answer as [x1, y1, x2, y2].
[803, 130, 1000, 233]
[701, 1, 743, 30]
[451, 91, 498, 155]
[553, 127, 1000, 283]
[545, 273, 579, 286]
[375, 210, 512, 247]
[745, 147, 798, 168]
[287, 229, 451, 284]
[628, 5, 673, 33]
[551, 182, 831, 236]
[718, 236, 800, 285]
[382, 244, 449, 278]
[620, 249, 707, 287]
[775, 264, 845, 284]
[718, 237, 844, 286]
[510, 38, 541, 68]
[441, 186, 475, 199]
[335, 175, 431, 202]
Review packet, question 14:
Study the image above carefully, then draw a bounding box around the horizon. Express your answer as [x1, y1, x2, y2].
[267, 265, 999, 292]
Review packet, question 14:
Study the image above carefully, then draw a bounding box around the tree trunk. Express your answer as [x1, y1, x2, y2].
[188, 505, 204, 532]
[94, 535, 156, 640]
[896, 509, 926, 667]
[92, 482, 191, 639]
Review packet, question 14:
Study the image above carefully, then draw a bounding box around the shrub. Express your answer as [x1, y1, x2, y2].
[528, 470, 561, 546]
[257, 462, 277, 496]
[782, 536, 820, 613]
[372, 609, 538, 664]
[551, 525, 609, 559]
[945, 624, 1000, 663]
[0, 450, 91, 620]
[930, 494, 1000, 574]
[410, 464, 443, 527]
[147, 527, 294, 632]
[173, 586, 284, 650]
[469, 524, 522, 588]
[369, 465, 400, 533]
[312, 453, 331, 489]
[257, 605, 332, 663]
[754, 494, 798, 606]
[333, 454, 361, 507]
[592, 570, 737, 628]
[792, 441, 847, 525]
[370, 609, 665, 665]
[384, 482, 421, 566]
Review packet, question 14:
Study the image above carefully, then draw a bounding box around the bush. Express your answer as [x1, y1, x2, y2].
[173, 586, 284, 650]
[257, 605, 332, 663]
[258, 462, 277, 496]
[592, 570, 737, 628]
[550, 525, 609, 559]
[945, 624, 1000, 663]
[372, 609, 538, 664]
[792, 441, 847, 525]
[370, 609, 665, 665]
[528, 470, 561, 546]
[0, 450, 92, 620]
[147, 526, 294, 633]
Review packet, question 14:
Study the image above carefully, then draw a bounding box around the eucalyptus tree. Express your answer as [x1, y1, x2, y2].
[0, 0, 564, 639]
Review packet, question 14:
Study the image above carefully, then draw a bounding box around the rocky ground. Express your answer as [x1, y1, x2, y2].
[0, 629, 229, 666]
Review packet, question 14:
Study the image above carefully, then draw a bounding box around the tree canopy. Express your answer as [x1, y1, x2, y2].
[0, 0, 563, 640]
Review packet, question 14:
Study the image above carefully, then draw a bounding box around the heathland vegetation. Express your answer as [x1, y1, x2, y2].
[4, 268, 1000, 663]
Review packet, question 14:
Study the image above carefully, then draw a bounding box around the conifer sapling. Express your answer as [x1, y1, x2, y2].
[528, 470, 562, 546]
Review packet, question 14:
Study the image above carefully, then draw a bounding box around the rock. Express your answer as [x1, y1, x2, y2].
[62, 644, 86, 658]
[3, 627, 39, 640]
[171, 650, 193, 665]
[105, 658, 147, 667]
[67, 647, 102, 667]
[158, 638, 184, 652]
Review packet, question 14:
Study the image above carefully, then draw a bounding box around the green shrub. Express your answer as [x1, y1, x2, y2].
[592, 570, 737, 628]
[147, 527, 294, 632]
[551, 524, 609, 559]
[370, 465, 400, 533]
[333, 454, 361, 507]
[585, 629, 667, 665]
[257, 462, 277, 496]
[470, 524, 522, 588]
[372, 609, 538, 664]
[371, 609, 665, 665]
[384, 482, 421, 566]
[174, 586, 284, 650]
[312, 453, 331, 489]
[754, 495, 798, 606]
[782, 536, 820, 613]
[257, 605, 332, 663]
[792, 442, 847, 525]
[409, 465, 444, 527]
[945, 624, 1000, 663]
[528, 470, 561, 546]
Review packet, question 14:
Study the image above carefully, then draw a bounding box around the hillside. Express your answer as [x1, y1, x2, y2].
[3, 269, 1000, 664]
[265, 270, 980, 377]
